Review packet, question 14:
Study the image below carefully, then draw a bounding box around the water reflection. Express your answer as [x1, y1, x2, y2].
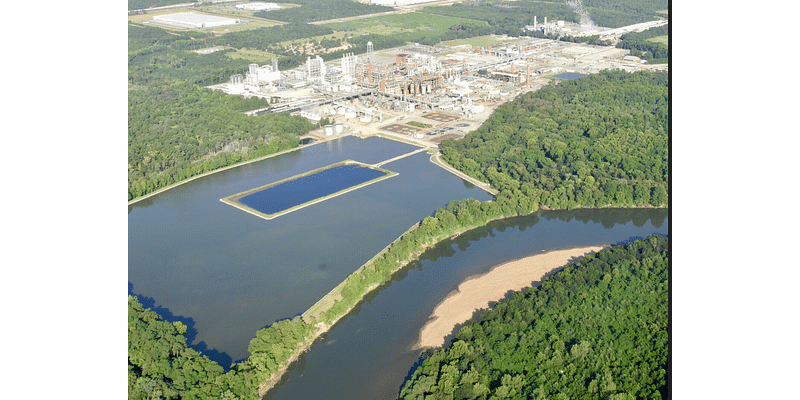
[129, 282, 234, 370]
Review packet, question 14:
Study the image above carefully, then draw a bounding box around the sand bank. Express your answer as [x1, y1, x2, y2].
[415, 245, 607, 349]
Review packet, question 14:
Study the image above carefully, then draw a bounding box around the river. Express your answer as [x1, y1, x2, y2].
[128, 135, 668, 398]
[264, 208, 668, 400]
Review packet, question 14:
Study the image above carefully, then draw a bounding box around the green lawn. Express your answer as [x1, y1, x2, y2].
[226, 48, 282, 63]
[646, 35, 669, 47]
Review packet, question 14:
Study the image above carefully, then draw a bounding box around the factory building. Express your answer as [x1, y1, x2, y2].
[235, 2, 279, 11]
[246, 62, 281, 86]
[153, 12, 239, 28]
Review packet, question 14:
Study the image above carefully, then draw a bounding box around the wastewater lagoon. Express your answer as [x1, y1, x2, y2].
[553, 72, 589, 80]
[222, 162, 395, 220]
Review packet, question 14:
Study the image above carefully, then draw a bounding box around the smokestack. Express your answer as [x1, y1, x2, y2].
[534, 16, 537, 29]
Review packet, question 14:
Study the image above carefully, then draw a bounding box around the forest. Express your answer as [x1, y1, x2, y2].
[420, 0, 577, 36]
[616, 24, 669, 64]
[399, 234, 669, 400]
[440, 69, 669, 210]
[128, 24, 317, 200]
[127, 82, 316, 200]
[252, 0, 393, 24]
[129, 0, 187, 11]
[580, 0, 667, 28]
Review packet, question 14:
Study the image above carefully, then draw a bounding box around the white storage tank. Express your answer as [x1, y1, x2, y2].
[345, 112, 357, 119]
[360, 115, 372, 123]
[334, 123, 344, 134]
[337, 107, 346, 115]
[324, 125, 335, 136]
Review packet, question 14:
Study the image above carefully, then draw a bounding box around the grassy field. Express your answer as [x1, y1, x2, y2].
[322, 11, 487, 36]
[646, 35, 669, 46]
[226, 48, 282, 64]
[441, 35, 502, 47]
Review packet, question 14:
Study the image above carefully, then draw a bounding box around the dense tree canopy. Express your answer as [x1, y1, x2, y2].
[400, 235, 669, 400]
[421, 0, 576, 36]
[128, 23, 246, 87]
[128, 82, 315, 200]
[129, 295, 241, 399]
[440, 70, 669, 210]
[581, 0, 668, 28]
[253, 0, 394, 24]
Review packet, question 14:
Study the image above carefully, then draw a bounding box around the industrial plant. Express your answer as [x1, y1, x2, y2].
[208, 22, 667, 145]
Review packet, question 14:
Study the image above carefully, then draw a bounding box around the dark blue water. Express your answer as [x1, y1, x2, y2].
[266, 208, 669, 400]
[238, 165, 388, 215]
[553, 72, 588, 80]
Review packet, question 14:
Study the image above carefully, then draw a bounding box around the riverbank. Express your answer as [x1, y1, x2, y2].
[127, 133, 352, 206]
[414, 245, 608, 349]
[256, 217, 514, 397]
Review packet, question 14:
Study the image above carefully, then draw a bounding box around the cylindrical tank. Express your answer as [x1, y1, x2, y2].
[324, 125, 335, 136]
[337, 107, 346, 115]
[360, 115, 372, 123]
[334, 123, 344, 134]
[345, 112, 357, 119]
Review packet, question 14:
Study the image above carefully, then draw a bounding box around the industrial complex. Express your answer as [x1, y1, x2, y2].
[205, 20, 668, 147]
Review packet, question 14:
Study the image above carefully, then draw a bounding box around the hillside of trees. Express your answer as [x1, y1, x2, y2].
[399, 234, 669, 400]
[440, 69, 669, 210]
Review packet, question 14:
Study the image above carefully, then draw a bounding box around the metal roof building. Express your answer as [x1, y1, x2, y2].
[153, 12, 239, 28]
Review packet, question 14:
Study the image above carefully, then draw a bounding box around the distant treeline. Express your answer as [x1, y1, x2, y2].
[128, 23, 241, 87]
[129, 0, 190, 11]
[399, 234, 669, 399]
[440, 69, 669, 210]
[253, 0, 394, 24]
[616, 24, 669, 64]
[420, 0, 577, 36]
[582, 0, 668, 28]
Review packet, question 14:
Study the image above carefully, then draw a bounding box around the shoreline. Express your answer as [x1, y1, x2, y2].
[414, 245, 608, 349]
[127, 133, 349, 206]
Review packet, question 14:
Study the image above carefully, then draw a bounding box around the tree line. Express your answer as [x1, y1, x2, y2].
[420, 0, 577, 36]
[440, 69, 669, 210]
[253, 0, 394, 24]
[399, 234, 669, 400]
[581, 0, 668, 28]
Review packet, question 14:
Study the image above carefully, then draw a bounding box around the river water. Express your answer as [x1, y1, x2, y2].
[128, 135, 668, 398]
[264, 208, 668, 400]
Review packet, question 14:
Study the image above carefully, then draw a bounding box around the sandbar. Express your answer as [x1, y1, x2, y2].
[415, 245, 607, 349]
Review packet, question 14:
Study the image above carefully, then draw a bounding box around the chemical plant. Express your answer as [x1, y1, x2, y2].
[208, 21, 667, 146]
